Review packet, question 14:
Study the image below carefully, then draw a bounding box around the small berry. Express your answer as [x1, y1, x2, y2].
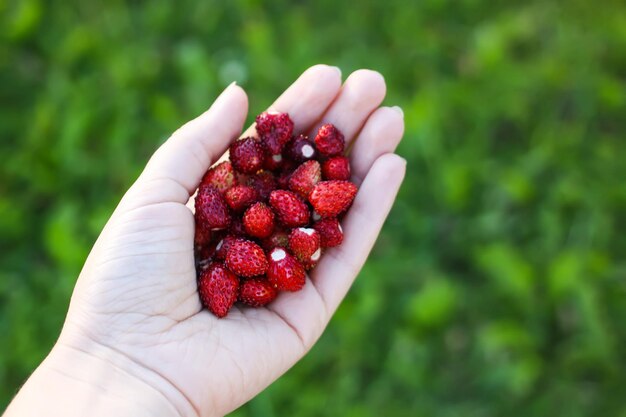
[309, 180, 357, 218]
[321, 156, 351, 181]
[195, 186, 232, 230]
[263, 153, 284, 171]
[224, 185, 259, 212]
[229, 216, 247, 236]
[269, 190, 310, 227]
[261, 229, 290, 250]
[243, 171, 277, 200]
[288, 160, 321, 199]
[286, 134, 317, 162]
[230, 137, 266, 174]
[194, 222, 212, 247]
[239, 278, 278, 307]
[198, 263, 239, 318]
[313, 218, 343, 247]
[300, 247, 322, 270]
[255, 112, 294, 154]
[214, 235, 238, 261]
[289, 227, 321, 263]
[199, 161, 236, 193]
[243, 202, 275, 239]
[314, 123, 344, 156]
[225, 239, 268, 277]
[267, 248, 306, 292]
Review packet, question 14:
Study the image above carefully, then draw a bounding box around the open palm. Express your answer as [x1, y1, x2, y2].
[58, 65, 405, 417]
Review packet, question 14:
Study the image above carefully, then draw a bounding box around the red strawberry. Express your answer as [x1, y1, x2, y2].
[199, 161, 236, 193]
[269, 190, 310, 227]
[321, 156, 351, 181]
[289, 227, 321, 263]
[230, 137, 266, 174]
[309, 181, 357, 218]
[288, 160, 321, 199]
[267, 247, 306, 292]
[300, 247, 322, 271]
[263, 152, 284, 171]
[261, 229, 290, 250]
[214, 235, 238, 261]
[195, 186, 232, 230]
[239, 278, 278, 307]
[313, 218, 343, 247]
[286, 134, 317, 162]
[225, 239, 268, 277]
[224, 185, 259, 212]
[243, 171, 277, 200]
[198, 262, 239, 318]
[314, 123, 345, 156]
[194, 222, 212, 247]
[255, 112, 294, 154]
[229, 216, 247, 236]
[243, 202, 275, 238]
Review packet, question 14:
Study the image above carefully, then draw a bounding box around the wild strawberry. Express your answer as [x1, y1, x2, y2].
[199, 161, 236, 193]
[243, 202, 275, 238]
[300, 247, 322, 270]
[309, 180, 357, 218]
[288, 160, 321, 199]
[321, 156, 351, 181]
[289, 227, 321, 263]
[261, 229, 290, 250]
[198, 262, 239, 318]
[239, 278, 278, 307]
[229, 216, 247, 236]
[255, 112, 294, 154]
[195, 186, 231, 230]
[263, 152, 284, 171]
[194, 222, 212, 247]
[267, 248, 306, 292]
[230, 137, 266, 174]
[224, 185, 259, 212]
[313, 218, 343, 247]
[286, 134, 317, 162]
[225, 239, 268, 277]
[314, 123, 344, 156]
[269, 190, 310, 227]
[214, 235, 238, 261]
[243, 170, 277, 200]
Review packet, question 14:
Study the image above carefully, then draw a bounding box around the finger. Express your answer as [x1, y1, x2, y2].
[307, 69, 386, 145]
[349, 106, 405, 184]
[233, 64, 343, 144]
[312, 153, 406, 313]
[267, 153, 406, 348]
[129, 84, 249, 206]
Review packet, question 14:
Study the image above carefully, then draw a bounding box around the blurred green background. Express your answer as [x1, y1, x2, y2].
[2, 0, 626, 415]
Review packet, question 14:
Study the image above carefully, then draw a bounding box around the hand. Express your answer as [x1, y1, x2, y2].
[4, 65, 406, 417]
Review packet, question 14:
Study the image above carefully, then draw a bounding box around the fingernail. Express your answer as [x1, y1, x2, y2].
[226, 81, 237, 89]
[330, 66, 342, 78]
[392, 106, 404, 118]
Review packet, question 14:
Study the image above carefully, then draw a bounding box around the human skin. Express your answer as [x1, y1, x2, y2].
[4, 65, 406, 417]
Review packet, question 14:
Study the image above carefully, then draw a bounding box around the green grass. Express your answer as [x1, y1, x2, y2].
[2, 0, 626, 415]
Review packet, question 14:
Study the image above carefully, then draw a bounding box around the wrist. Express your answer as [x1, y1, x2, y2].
[5, 341, 196, 417]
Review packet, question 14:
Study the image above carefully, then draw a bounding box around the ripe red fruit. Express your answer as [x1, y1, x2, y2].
[255, 112, 294, 154]
[313, 218, 343, 247]
[321, 156, 351, 181]
[288, 160, 321, 198]
[314, 123, 345, 156]
[214, 235, 238, 261]
[225, 239, 268, 277]
[267, 248, 306, 292]
[289, 227, 321, 263]
[261, 229, 290, 250]
[309, 180, 357, 218]
[198, 263, 239, 318]
[230, 137, 266, 174]
[263, 152, 284, 171]
[224, 185, 259, 212]
[195, 186, 232, 230]
[286, 134, 317, 162]
[194, 222, 212, 247]
[300, 248, 322, 270]
[239, 278, 278, 307]
[243, 170, 277, 200]
[243, 202, 275, 238]
[199, 161, 236, 193]
[269, 190, 310, 227]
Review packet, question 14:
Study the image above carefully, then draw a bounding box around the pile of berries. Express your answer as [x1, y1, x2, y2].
[194, 112, 357, 318]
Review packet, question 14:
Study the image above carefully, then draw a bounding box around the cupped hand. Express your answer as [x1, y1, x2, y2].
[52, 65, 405, 416]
